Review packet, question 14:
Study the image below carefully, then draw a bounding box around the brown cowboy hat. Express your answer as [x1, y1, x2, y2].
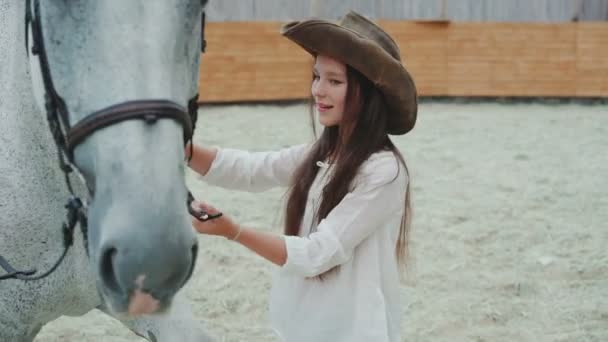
[280, 11, 418, 135]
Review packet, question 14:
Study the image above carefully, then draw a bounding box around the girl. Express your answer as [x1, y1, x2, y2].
[188, 11, 418, 342]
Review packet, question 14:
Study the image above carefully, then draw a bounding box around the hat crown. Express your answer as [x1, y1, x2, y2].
[339, 11, 401, 61]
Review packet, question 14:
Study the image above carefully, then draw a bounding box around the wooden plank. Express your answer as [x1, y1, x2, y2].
[446, 23, 578, 96]
[380, 21, 449, 95]
[197, 21, 608, 102]
[576, 22, 608, 96]
[199, 22, 312, 102]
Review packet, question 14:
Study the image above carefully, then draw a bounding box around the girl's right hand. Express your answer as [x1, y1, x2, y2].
[190, 201, 240, 240]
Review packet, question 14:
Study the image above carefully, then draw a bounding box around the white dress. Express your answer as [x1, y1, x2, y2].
[200, 143, 408, 342]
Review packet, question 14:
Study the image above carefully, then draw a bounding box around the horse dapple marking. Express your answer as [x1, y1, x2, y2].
[1, 0, 214, 340]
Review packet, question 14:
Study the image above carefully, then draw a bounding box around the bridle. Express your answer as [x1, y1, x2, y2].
[0, 0, 219, 282]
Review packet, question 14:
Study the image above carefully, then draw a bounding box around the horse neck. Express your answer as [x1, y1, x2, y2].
[0, 0, 81, 256]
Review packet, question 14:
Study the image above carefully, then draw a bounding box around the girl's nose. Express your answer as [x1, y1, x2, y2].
[312, 80, 325, 98]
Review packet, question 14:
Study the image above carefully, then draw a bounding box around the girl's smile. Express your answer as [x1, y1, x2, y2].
[316, 103, 333, 112]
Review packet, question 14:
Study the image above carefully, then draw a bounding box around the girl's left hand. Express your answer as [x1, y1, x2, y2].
[190, 201, 239, 239]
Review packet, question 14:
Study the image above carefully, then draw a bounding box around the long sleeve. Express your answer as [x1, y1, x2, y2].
[199, 144, 311, 192]
[280, 152, 408, 277]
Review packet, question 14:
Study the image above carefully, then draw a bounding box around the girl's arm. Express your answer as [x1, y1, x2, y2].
[188, 143, 311, 192]
[192, 153, 407, 275]
[235, 227, 287, 266]
[191, 202, 287, 266]
[186, 143, 217, 176]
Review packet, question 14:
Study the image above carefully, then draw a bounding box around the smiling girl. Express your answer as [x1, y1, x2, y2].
[187, 11, 418, 342]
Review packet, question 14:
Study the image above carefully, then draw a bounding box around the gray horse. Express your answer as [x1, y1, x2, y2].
[0, 0, 214, 340]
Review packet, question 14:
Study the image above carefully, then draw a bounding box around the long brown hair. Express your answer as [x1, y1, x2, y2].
[284, 61, 412, 277]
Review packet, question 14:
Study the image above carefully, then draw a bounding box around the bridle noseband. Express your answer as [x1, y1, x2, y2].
[0, 0, 218, 282]
[68, 100, 195, 151]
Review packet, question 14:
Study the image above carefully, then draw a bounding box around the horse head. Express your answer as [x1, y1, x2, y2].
[25, 0, 208, 316]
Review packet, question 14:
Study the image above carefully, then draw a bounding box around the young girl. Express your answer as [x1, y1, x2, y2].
[188, 11, 418, 342]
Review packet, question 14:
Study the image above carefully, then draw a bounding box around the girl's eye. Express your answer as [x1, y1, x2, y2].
[312, 74, 320, 80]
[329, 79, 343, 85]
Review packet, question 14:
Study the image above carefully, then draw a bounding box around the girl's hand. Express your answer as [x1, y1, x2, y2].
[190, 201, 239, 239]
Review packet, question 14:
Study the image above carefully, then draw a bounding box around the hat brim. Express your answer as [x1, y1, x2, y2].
[281, 20, 417, 135]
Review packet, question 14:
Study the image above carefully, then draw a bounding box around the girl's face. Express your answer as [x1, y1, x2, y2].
[311, 55, 348, 127]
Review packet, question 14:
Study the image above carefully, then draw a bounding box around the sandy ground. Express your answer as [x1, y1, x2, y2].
[34, 101, 608, 342]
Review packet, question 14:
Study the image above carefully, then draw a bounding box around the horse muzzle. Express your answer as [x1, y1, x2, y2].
[94, 217, 198, 316]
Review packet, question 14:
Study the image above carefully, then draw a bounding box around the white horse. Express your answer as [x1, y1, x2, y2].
[0, 0, 214, 341]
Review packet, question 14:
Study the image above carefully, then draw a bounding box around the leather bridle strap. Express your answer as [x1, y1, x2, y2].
[67, 100, 194, 153]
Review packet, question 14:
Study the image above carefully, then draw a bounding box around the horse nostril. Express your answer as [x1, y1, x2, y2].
[100, 247, 121, 294]
[97, 238, 198, 307]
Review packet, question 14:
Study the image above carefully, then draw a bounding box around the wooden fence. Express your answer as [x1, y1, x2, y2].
[198, 21, 608, 102]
